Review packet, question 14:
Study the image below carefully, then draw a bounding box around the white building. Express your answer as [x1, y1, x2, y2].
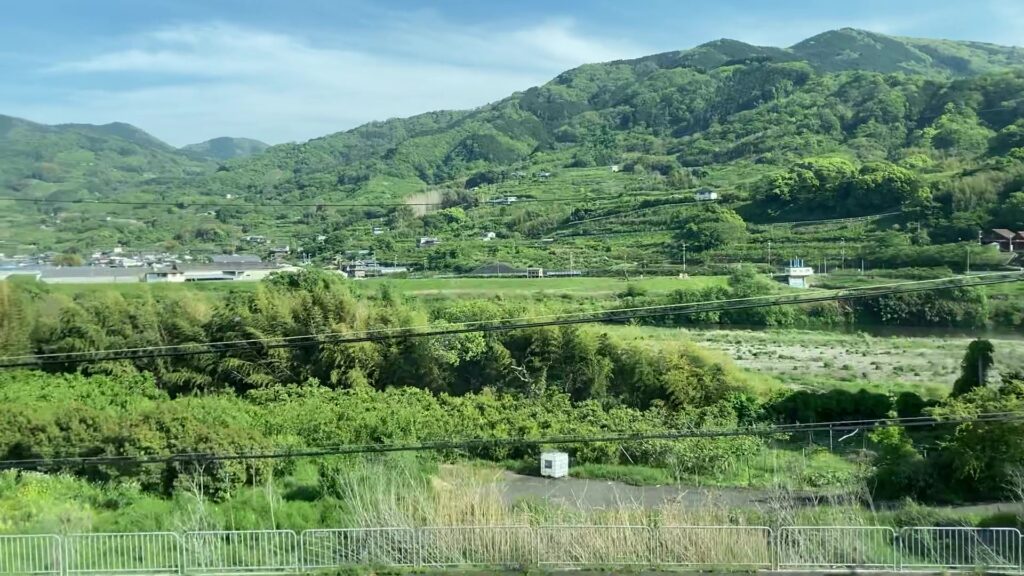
[785, 258, 814, 288]
[481, 231, 496, 241]
[144, 266, 185, 283]
[540, 451, 569, 479]
[695, 188, 718, 201]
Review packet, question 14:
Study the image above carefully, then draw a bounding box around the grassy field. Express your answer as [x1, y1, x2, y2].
[600, 325, 1024, 396]
[370, 275, 727, 297]
[566, 446, 862, 490]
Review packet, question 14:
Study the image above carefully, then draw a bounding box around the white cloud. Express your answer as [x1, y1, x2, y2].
[21, 20, 648, 146]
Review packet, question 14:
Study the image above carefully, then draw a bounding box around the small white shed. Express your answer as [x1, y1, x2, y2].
[540, 451, 569, 478]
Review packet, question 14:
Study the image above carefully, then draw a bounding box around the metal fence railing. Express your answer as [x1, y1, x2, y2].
[0, 534, 61, 576]
[301, 527, 416, 568]
[657, 525, 773, 568]
[64, 532, 181, 575]
[900, 527, 1023, 572]
[4, 525, 1024, 574]
[419, 525, 534, 567]
[184, 530, 298, 574]
[537, 525, 652, 566]
[776, 526, 897, 571]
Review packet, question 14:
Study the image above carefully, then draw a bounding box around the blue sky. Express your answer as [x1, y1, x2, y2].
[2, 0, 1021, 146]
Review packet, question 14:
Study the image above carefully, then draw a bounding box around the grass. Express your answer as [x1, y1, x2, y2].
[501, 444, 863, 491]
[367, 275, 728, 297]
[602, 324, 1024, 395]
[570, 463, 676, 486]
[3, 457, 1016, 572]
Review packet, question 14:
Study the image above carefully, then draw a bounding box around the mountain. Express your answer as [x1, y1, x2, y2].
[3, 28, 1024, 266]
[790, 28, 1024, 76]
[205, 28, 1024, 200]
[55, 121, 177, 152]
[0, 115, 210, 196]
[181, 137, 270, 161]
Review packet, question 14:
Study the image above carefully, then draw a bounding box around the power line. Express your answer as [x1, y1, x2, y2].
[1, 411, 1019, 469]
[2, 272, 1019, 369]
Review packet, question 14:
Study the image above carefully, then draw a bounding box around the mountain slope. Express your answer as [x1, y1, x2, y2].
[791, 28, 1024, 76]
[181, 137, 270, 161]
[3, 28, 1024, 262]
[0, 115, 211, 199]
[203, 28, 1024, 204]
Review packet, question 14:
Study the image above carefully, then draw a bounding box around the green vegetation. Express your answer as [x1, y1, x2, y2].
[4, 27, 1024, 539]
[3, 29, 1024, 277]
[180, 137, 270, 161]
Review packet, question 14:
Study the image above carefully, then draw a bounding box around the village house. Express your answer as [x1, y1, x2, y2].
[983, 229, 1024, 252]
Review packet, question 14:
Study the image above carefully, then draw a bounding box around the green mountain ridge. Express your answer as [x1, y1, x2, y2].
[2, 28, 1024, 267]
[181, 137, 270, 161]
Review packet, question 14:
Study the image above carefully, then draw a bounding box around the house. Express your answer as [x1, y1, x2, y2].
[526, 267, 544, 278]
[481, 231, 496, 241]
[372, 227, 384, 235]
[537, 171, 552, 179]
[144, 265, 185, 283]
[785, 258, 814, 288]
[610, 165, 621, 173]
[183, 263, 298, 282]
[211, 254, 262, 264]
[316, 234, 328, 244]
[269, 246, 291, 261]
[695, 188, 719, 202]
[243, 235, 267, 244]
[487, 196, 518, 205]
[341, 261, 409, 278]
[418, 237, 441, 248]
[983, 229, 1024, 252]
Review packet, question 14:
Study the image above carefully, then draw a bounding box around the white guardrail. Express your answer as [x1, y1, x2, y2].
[1, 525, 1022, 574]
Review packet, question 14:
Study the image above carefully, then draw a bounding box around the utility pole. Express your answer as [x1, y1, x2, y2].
[682, 241, 687, 272]
[767, 240, 771, 275]
[966, 244, 971, 274]
[569, 252, 574, 276]
[841, 238, 845, 271]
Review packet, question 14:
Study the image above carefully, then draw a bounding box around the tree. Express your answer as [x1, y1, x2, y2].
[52, 252, 84, 267]
[1000, 191, 1024, 228]
[952, 339, 995, 397]
[672, 206, 746, 252]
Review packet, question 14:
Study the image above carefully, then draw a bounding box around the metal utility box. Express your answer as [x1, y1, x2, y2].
[540, 451, 569, 478]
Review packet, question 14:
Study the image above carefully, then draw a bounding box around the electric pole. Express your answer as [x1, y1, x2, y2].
[682, 241, 686, 272]
[767, 240, 771, 275]
[841, 238, 845, 271]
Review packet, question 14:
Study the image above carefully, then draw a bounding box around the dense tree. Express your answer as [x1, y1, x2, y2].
[672, 206, 747, 252]
[952, 339, 996, 397]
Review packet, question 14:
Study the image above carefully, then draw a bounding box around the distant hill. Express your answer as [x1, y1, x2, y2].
[790, 28, 1024, 76]
[204, 28, 1024, 200]
[0, 115, 210, 197]
[3, 28, 1024, 263]
[181, 137, 270, 161]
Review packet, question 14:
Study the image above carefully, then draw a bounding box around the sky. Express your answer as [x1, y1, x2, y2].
[2, 0, 1022, 147]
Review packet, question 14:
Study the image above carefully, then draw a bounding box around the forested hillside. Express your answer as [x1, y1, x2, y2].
[2, 28, 1024, 271]
[180, 137, 270, 161]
